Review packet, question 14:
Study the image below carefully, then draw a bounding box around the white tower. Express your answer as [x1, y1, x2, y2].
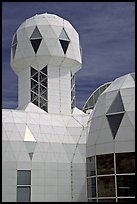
[10, 13, 82, 114]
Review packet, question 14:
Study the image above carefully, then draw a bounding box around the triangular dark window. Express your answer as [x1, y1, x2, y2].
[12, 44, 17, 58]
[59, 28, 70, 54]
[41, 66, 47, 75]
[131, 73, 135, 81]
[12, 33, 17, 45]
[59, 40, 69, 54]
[107, 91, 124, 114]
[30, 39, 42, 54]
[30, 26, 42, 39]
[106, 113, 124, 139]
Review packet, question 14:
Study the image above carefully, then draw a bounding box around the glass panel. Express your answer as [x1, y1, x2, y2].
[31, 92, 38, 101]
[93, 89, 100, 104]
[87, 178, 96, 198]
[88, 96, 94, 108]
[32, 99, 38, 106]
[12, 44, 17, 58]
[31, 67, 38, 77]
[31, 79, 38, 89]
[40, 97, 46, 107]
[41, 66, 47, 75]
[31, 73, 38, 82]
[17, 170, 31, 185]
[41, 79, 47, 87]
[106, 113, 124, 139]
[98, 199, 116, 202]
[32, 84, 38, 94]
[130, 73, 135, 81]
[59, 39, 69, 54]
[41, 104, 47, 112]
[97, 154, 114, 175]
[86, 156, 95, 176]
[40, 85, 46, 94]
[59, 28, 70, 41]
[88, 199, 97, 202]
[12, 33, 17, 45]
[97, 176, 115, 197]
[118, 198, 135, 202]
[30, 26, 42, 39]
[107, 91, 124, 114]
[117, 175, 135, 197]
[30, 39, 42, 54]
[17, 187, 31, 202]
[40, 72, 46, 82]
[116, 152, 135, 173]
[41, 91, 47, 100]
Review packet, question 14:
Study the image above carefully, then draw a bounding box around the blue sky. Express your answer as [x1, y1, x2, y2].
[2, 2, 135, 109]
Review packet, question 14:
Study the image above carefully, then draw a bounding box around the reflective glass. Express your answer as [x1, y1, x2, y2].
[17, 170, 31, 185]
[116, 152, 135, 173]
[117, 175, 135, 197]
[30, 39, 42, 54]
[59, 39, 69, 54]
[118, 198, 135, 202]
[17, 187, 31, 202]
[87, 177, 96, 198]
[86, 156, 96, 176]
[97, 154, 114, 175]
[30, 26, 42, 39]
[98, 199, 116, 202]
[97, 176, 115, 197]
[107, 91, 124, 114]
[41, 66, 47, 75]
[106, 113, 124, 139]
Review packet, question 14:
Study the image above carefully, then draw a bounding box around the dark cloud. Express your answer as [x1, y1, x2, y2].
[2, 2, 135, 109]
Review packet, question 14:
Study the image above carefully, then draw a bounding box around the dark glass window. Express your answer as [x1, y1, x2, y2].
[97, 176, 115, 197]
[117, 175, 135, 197]
[87, 178, 96, 198]
[107, 91, 125, 114]
[59, 28, 70, 54]
[17, 187, 31, 202]
[59, 40, 69, 54]
[71, 72, 76, 110]
[17, 170, 31, 185]
[106, 113, 124, 139]
[116, 152, 135, 173]
[86, 156, 96, 176]
[17, 170, 31, 202]
[98, 199, 116, 202]
[30, 39, 42, 54]
[97, 154, 114, 175]
[88, 199, 97, 202]
[30, 26, 42, 54]
[30, 66, 48, 112]
[118, 198, 135, 202]
[12, 44, 17, 58]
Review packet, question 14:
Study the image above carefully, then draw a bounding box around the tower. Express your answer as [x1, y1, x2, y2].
[10, 13, 82, 114]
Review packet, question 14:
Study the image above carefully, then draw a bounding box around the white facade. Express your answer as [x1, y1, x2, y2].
[2, 13, 89, 202]
[2, 12, 135, 202]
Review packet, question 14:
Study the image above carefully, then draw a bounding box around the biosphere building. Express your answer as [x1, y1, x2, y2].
[2, 13, 135, 202]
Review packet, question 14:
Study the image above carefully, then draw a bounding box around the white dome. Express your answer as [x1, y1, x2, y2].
[87, 73, 135, 156]
[10, 13, 82, 74]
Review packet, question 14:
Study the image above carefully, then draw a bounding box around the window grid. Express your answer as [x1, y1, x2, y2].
[86, 152, 135, 202]
[71, 72, 76, 111]
[30, 66, 48, 112]
[17, 170, 31, 202]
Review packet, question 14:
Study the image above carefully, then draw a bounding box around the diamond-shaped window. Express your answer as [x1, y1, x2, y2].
[30, 26, 42, 54]
[106, 113, 124, 139]
[59, 28, 70, 54]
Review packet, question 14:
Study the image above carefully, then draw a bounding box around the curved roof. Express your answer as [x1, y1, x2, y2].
[83, 82, 111, 113]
